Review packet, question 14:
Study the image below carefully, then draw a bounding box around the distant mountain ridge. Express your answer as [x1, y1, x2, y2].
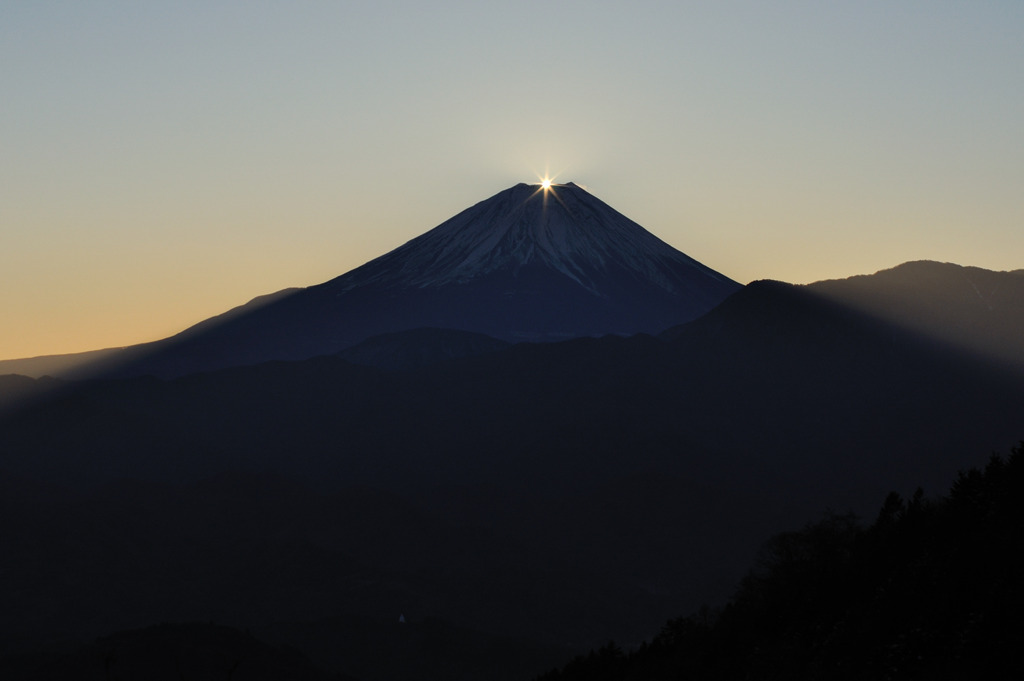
[38, 182, 739, 379]
[806, 260, 1024, 371]
[3, 259, 1022, 381]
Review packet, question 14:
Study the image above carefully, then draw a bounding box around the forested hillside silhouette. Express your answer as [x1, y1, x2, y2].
[537, 443, 1024, 680]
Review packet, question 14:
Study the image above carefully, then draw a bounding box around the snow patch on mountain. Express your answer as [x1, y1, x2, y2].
[327, 183, 733, 297]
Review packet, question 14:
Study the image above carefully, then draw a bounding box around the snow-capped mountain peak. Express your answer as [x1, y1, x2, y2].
[104, 181, 741, 377]
[330, 182, 733, 297]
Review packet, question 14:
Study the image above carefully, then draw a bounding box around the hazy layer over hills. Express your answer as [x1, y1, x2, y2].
[807, 260, 1024, 371]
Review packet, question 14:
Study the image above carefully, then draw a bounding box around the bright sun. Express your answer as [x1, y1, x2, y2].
[540, 178, 552, 190]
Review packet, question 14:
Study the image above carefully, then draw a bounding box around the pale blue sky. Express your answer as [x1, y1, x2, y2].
[2, 1, 1022, 358]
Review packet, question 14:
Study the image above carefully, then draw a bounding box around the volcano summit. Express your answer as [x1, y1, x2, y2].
[102, 182, 741, 377]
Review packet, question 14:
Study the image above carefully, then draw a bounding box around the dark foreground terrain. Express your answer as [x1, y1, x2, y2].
[1, 267, 1023, 679]
[537, 443, 1024, 680]
[3, 444, 1021, 680]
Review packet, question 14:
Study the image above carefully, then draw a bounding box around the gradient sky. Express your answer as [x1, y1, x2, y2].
[2, 1, 1022, 360]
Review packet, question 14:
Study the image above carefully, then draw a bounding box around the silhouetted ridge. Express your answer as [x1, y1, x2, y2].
[808, 260, 1024, 371]
[98, 182, 740, 378]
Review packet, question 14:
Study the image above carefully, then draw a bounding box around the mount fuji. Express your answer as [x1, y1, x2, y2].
[105, 182, 740, 377]
[4, 188, 1024, 678]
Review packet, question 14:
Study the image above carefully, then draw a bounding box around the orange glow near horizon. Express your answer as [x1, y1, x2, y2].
[4, 5, 1024, 362]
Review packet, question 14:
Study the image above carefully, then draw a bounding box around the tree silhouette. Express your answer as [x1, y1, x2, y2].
[536, 442, 1024, 680]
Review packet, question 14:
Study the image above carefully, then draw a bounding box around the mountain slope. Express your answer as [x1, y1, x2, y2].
[64, 182, 738, 378]
[327, 182, 732, 297]
[335, 327, 511, 370]
[807, 261, 1024, 371]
